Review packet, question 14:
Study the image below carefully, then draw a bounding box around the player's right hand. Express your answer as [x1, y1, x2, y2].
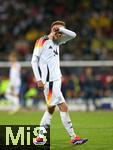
[53, 26, 59, 33]
[37, 80, 44, 90]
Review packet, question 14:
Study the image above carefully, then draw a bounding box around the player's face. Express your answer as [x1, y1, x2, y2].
[51, 24, 64, 41]
[9, 55, 17, 62]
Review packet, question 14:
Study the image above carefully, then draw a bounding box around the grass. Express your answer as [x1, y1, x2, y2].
[0, 111, 113, 150]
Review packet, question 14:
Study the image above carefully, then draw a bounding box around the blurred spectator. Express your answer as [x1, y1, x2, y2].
[79, 67, 96, 110]
[20, 68, 29, 106]
[0, 75, 9, 99]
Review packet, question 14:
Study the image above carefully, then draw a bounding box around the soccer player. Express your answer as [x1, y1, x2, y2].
[31, 21, 88, 145]
[5, 52, 21, 113]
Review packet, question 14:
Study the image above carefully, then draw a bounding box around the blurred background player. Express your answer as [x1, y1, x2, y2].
[5, 52, 21, 113]
[31, 20, 88, 145]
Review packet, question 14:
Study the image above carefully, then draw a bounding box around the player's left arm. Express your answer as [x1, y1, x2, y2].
[58, 27, 76, 45]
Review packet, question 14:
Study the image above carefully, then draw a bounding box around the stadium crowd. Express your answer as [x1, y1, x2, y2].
[0, 0, 113, 60]
[1, 67, 113, 107]
[0, 0, 113, 107]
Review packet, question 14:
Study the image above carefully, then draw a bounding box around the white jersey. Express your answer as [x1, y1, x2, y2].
[31, 27, 76, 83]
[9, 62, 21, 86]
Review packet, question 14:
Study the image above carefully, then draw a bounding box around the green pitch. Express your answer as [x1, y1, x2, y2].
[0, 111, 113, 150]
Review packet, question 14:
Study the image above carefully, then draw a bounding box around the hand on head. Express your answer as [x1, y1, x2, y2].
[52, 26, 59, 33]
[51, 25, 63, 41]
[49, 20, 65, 41]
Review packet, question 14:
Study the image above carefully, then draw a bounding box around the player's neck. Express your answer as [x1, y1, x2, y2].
[11, 61, 17, 65]
[48, 33, 53, 40]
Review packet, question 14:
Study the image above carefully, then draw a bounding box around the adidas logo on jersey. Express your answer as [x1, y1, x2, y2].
[49, 46, 52, 49]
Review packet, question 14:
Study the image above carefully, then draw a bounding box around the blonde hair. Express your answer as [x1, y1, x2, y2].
[9, 52, 17, 58]
[51, 20, 66, 29]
